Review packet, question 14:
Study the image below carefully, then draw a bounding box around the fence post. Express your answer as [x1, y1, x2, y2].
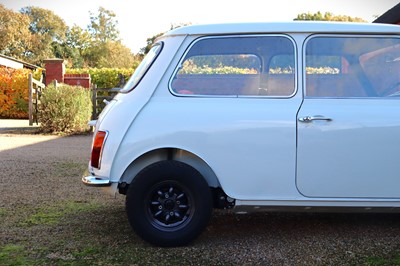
[91, 84, 97, 120]
[28, 73, 33, 126]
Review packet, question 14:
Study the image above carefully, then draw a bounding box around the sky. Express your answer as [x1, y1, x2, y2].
[1, 0, 399, 53]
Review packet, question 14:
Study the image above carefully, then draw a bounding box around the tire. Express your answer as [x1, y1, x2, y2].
[126, 160, 213, 247]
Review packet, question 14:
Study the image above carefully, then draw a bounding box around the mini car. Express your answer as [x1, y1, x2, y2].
[83, 21, 400, 247]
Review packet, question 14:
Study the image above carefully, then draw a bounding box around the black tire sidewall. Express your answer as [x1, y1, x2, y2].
[126, 160, 212, 247]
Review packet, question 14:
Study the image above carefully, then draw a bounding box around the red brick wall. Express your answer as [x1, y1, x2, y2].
[44, 59, 65, 86]
[64, 74, 91, 88]
[44, 59, 91, 88]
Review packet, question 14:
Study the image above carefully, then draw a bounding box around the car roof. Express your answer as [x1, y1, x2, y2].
[164, 21, 400, 36]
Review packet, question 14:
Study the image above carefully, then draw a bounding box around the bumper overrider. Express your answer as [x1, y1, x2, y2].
[82, 175, 111, 186]
[82, 170, 111, 187]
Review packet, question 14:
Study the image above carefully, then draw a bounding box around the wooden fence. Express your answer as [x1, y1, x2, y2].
[28, 73, 45, 126]
[91, 84, 121, 120]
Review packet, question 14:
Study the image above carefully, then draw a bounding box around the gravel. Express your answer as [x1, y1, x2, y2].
[1, 133, 400, 265]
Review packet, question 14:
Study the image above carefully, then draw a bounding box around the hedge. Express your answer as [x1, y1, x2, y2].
[0, 68, 42, 119]
[66, 68, 134, 88]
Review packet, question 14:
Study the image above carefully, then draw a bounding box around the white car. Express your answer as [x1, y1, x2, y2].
[83, 21, 400, 247]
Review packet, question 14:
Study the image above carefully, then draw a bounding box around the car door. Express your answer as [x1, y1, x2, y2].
[296, 35, 400, 198]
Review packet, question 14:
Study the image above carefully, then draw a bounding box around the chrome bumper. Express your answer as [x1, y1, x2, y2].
[82, 175, 111, 187]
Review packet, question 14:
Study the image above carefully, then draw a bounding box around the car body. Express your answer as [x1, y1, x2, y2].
[83, 21, 400, 246]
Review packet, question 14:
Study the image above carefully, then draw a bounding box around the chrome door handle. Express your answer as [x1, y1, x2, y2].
[298, 116, 332, 123]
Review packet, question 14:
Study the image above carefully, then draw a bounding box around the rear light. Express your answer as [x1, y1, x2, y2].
[91, 131, 107, 169]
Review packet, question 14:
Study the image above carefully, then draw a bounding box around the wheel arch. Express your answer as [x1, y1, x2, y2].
[119, 148, 221, 192]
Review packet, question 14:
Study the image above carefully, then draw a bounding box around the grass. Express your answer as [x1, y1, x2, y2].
[19, 201, 102, 227]
[0, 207, 6, 217]
[362, 254, 400, 266]
[0, 245, 34, 266]
[4, 199, 400, 265]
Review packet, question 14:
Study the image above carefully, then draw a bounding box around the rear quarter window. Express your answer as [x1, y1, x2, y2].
[170, 36, 296, 97]
[120, 43, 163, 93]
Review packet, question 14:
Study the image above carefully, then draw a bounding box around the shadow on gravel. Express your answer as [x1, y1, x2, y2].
[0, 134, 94, 207]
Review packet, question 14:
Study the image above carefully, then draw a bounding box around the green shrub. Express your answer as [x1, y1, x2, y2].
[39, 83, 92, 133]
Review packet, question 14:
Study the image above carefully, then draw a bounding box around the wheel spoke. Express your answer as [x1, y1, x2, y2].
[150, 201, 160, 206]
[154, 210, 163, 217]
[176, 193, 185, 200]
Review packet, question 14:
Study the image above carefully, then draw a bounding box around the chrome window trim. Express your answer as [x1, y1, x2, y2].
[303, 34, 400, 99]
[168, 34, 298, 99]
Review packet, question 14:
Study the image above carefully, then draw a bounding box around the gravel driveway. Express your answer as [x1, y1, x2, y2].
[1, 132, 400, 265]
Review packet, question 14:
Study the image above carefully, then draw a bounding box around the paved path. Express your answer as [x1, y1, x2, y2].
[0, 119, 40, 133]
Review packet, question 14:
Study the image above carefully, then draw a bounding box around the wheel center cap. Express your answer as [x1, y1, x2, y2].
[163, 199, 175, 210]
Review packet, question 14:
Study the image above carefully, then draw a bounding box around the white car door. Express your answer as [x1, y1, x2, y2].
[296, 35, 400, 198]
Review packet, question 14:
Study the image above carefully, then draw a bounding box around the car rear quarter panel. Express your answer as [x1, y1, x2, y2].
[93, 36, 186, 182]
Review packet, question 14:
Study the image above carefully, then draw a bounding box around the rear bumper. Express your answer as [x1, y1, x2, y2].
[82, 175, 111, 187]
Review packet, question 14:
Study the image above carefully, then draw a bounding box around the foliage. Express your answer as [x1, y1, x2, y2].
[269, 67, 295, 74]
[39, 83, 92, 133]
[179, 65, 258, 75]
[64, 7, 137, 68]
[179, 55, 259, 75]
[84, 41, 139, 68]
[20, 6, 68, 65]
[59, 25, 92, 67]
[0, 67, 42, 119]
[66, 68, 134, 88]
[306, 67, 340, 74]
[141, 32, 164, 55]
[21, 6, 67, 40]
[0, 5, 136, 68]
[294, 11, 367, 22]
[0, 4, 32, 60]
[88, 7, 120, 43]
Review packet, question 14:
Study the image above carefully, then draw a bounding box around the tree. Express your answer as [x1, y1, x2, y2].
[59, 25, 92, 68]
[140, 23, 191, 55]
[0, 4, 138, 68]
[88, 6, 120, 43]
[82, 7, 138, 68]
[67, 25, 92, 50]
[0, 4, 32, 60]
[294, 11, 367, 22]
[140, 32, 164, 55]
[85, 41, 137, 68]
[21, 6, 68, 64]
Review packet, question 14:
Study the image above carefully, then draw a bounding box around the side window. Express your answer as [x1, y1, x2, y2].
[360, 41, 400, 97]
[170, 36, 295, 97]
[305, 36, 400, 98]
[267, 54, 296, 96]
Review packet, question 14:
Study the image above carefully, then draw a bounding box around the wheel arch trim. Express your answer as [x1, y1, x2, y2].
[119, 148, 221, 188]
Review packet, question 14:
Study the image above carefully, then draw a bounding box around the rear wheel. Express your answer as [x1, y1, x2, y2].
[126, 160, 212, 247]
